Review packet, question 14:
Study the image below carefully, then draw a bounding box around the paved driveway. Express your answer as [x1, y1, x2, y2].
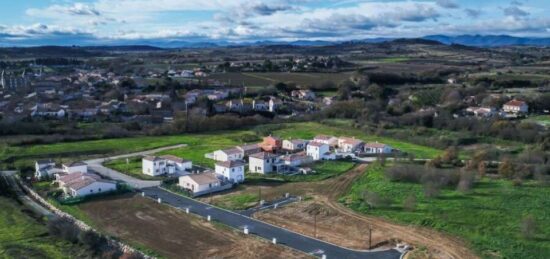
[143, 187, 403, 259]
[84, 144, 187, 189]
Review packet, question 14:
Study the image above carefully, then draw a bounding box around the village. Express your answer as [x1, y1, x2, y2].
[33, 134, 394, 199]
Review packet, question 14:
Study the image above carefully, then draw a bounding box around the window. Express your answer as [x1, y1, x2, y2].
[98, 188, 102, 192]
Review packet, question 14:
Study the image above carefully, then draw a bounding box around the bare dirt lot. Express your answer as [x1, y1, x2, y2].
[209, 164, 478, 259]
[78, 194, 309, 259]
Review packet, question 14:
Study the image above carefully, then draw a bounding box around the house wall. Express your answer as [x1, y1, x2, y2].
[64, 165, 88, 174]
[71, 182, 117, 197]
[249, 157, 274, 174]
[215, 165, 245, 183]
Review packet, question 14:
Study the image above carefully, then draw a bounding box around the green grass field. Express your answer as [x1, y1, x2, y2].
[104, 157, 163, 181]
[4, 122, 441, 172]
[0, 197, 86, 259]
[525, 115, 550, 127]
[246, 160, 355, 183]
[208, 72, 353, 87]
[343, 164, 550, 259]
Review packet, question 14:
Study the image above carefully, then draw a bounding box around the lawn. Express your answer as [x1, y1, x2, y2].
[0, 197, 86, 259]
[246, 160, 356, 183]
[208, 72, 353, 87]
[4, 122, 441, 172]
[211, 192, 259, 210]
[343, 164, 550, 259]
[103, 157, 163, 181]
[525, 115, 550, 127]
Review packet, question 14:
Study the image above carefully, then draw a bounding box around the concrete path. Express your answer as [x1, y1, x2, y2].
[84, 144, 187, 189]
[238, 196, 299, 217]
[143, 187, 403, 259]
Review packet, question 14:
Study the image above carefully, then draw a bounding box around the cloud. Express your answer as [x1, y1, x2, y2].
[436, 0, 459, 9]
[503, 6, 530, 18]
[247, 3, 294, 16]
[27, 3, 101, 17]
[464, 8, 482, 18]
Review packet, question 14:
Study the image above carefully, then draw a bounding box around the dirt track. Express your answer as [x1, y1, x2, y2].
[79, 194, 309, 259]
[253, 164, 478, 259]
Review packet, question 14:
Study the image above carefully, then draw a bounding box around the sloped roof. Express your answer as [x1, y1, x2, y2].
[160, 155, 190, 164]
[183, 173, 220, 185]
[216, 160, 245, 168]
[365, 142, 388, 148]
[504, 100, 527, 107]
[249, 152, 277, 160]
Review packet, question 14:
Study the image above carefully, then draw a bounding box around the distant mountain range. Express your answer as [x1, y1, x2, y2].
[2, 35, 550, 51]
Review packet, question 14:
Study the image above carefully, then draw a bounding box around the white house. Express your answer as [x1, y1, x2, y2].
[252, 100, 269, 111]
[503, 100, 528, 114]
[142, 155, 192, 176]
[269, 98, 282, 112]
[215, 160, 245, 183]
[236, 144, 262, 157]
[280, 153, 312, 167]
[34, 159, 62, 179]
[249, 152, 279, 174]
[364, 142, 393, 154]
[62, 162, 88, 174]
[178, 173, 221, 194]
[307, 142, 335, 161]
[57, 172, 117, 198]
[213, 148, 243, 162]
[313, 135, 338, 147]
[338, 137, 365, 153]
[282, 139, 308, 151]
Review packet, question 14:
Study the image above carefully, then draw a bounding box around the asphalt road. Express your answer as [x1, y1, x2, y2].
[84, 144, 187, 189]
[143, 187, 403, 259]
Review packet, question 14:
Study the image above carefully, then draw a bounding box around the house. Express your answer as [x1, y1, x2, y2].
[503, 100, 528, 114]
[292, 90, 316, 100]
[249, 152, 279, 174]
[252, 100, 269, 111]
[215, 160, 245, 183]
[35, 159, 59, 179]
[62, 162, 88, 174]
[466, 107, 496, 117]
[282, 139, 308, 151]
[260, 136, 282, 152]
[313, 135, 338, 147]
[306, 142, 335, 161]
[280, 153, 312, 167]
[57, 172, 117, 198]
[213, 148, 244, 162]
[178, 173, 221, 195]
[269, 98, 282, 112]
[338, 137, 365, 153]
[237, 144, 262, 157]
[31, 105, 65, 118]
[364, 142, 393, 154]
[227, 99, 243, 112]
[142, 155, 192, 176]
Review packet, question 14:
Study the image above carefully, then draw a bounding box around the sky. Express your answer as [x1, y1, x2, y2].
[0, 0, 549, 46]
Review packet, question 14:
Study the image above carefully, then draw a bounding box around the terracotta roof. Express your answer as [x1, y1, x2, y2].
[58, 172, 101, 185]
[365, 142, 388, 148]
[249, 152, 277, 160]
[160, 155, 190, 164]
[340, 137, 364, 146]
[308, 141, 326, 147]
[505, 100, 526, 107]
[216, 160, 245, 168]
[183, 173, 220, 185]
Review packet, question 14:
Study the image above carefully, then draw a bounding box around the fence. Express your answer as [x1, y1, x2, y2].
[18, 180, 154, 259]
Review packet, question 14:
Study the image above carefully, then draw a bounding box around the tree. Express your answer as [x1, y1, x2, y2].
[520, 215, 538, 239]
[441, 146, 459, 164]
[336, 80, 353, 100]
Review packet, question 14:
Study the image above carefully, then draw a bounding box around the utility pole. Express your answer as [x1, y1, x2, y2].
[368, 224, 372, 250]
[314, 214, 317, 238]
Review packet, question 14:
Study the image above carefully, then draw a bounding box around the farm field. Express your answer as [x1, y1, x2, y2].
[0, 197, 87, 259]
[343, 164, 550, 259]
[208, 72, 353, 87]
[75, 194, 308, 259]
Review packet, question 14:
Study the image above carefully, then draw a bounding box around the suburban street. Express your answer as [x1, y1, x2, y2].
[143, 187, 404, 259]
[84, 144, 187, 189]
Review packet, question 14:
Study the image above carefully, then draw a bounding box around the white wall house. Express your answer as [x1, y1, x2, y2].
[213, 148, 244, 162]
[338, 137, 364, 153]
[142, 155, 192, 176]
[503, 100, 528, 114]
[282, 139, 308, 151]
[215, 161, 245, 183]
[57, 172, 117, 197]
[178, 173, 221, 194]
[307, 142, 335, 161]
[313, 135, 338, 147]
[249, 152, 279, 174]
[35, 159, 58, 179]
[62, 162, 88, 174]
[364, 142, 393, 154]
[280, 153, 312, 167]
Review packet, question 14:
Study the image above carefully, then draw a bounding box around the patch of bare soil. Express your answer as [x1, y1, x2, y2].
[251, 164, 478, 259]
[79, 194, 309, 259]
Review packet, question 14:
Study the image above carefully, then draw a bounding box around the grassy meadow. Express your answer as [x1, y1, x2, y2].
[343, 164, 550, 259]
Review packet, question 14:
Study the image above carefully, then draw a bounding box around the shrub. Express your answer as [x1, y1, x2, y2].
[520, 215, 538, 239]
[47, 217, 80, 243]
[362, 191, 392, 208]
[403, 194, 417, 212]
[457, 169, 476, 193]
[423, 182, 441, 198]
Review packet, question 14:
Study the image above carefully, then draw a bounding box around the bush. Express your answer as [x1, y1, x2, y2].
[403, 194, 417, 212]
[457, 170, 476, 193]
[520, 215, 538, 239]
[47, 217, 80, 243]
[362, 191, 392, 208]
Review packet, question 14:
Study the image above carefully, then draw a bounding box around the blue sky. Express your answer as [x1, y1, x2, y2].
[0, 0, 549, 46]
